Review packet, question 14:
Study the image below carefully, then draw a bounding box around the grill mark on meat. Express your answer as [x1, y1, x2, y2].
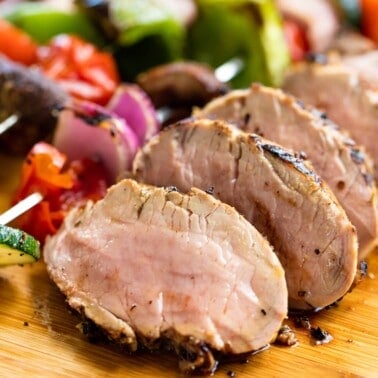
[177, 119, 197, 147]
[260, 142, 321, 184]
[350, 148, 365, 165]
[363, 173, 374, 186]
[230, 141, 242, 205]
[305, 53, 329, 65]
[205, 186, 215, 195]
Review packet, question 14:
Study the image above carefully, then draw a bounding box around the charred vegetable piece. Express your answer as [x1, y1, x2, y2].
[136, 61, 230, 109]
[12, 142, 108, 244]
[107, 83, 160, 144]
[0, 55, 68, 155]
[53, 99, 139, 183]
[0, 224, 40, 266]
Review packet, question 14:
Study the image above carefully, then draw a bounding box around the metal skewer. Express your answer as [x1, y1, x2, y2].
[215, 57, 244, 83]
[157, 57, 244, 124]
[0, 114, 18, 135]
[0, 192, 43, 225]
[0, 115, 44, 225]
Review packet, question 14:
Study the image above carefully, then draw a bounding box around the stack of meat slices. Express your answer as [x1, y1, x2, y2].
[44, 84, 368, 373]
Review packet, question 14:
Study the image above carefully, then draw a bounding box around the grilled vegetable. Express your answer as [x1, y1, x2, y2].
[2, 2, 104, 46]
[53, 100, 139, 183]
[0, 224, 40, 266]
[187, 0, 290, 87]
[77, 0, 290, 87]
[37, 34, 120, 105]
[0, 18, 38, 65]
[12, 142, 108, 244]
[107, 83, 160, 144]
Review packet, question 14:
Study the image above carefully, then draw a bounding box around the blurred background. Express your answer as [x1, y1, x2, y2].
[0, 0, 373, 89]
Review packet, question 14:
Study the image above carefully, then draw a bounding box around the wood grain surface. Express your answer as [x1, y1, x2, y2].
[0, 155, 377, 378]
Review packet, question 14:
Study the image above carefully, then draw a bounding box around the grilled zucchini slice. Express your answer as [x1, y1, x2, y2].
[0, 225, 40, 266]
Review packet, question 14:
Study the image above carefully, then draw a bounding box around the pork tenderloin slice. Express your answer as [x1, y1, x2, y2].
[194, 83, 378, 259]
[341, 50, 378, 88]
[133, 119, 358, 310]
[44, 179, 287, 374]
[283, 61, 378, 181]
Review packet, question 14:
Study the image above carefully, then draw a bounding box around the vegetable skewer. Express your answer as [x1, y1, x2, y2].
[0, 56, 241, 235]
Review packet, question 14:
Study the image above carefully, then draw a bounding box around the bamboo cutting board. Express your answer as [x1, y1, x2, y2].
[0, 155, 377, 378]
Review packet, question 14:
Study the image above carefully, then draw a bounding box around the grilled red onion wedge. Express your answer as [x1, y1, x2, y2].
[107, 83, 160, 144]
[53, 99, 138, 183]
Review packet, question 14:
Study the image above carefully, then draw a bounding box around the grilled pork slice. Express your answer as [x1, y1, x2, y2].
[133, 119, 358, 311]
[44, 178, 287, 374]
[283, 61, 378, 180]
[341, 50, 378, 88]
[194, 84, 378, 259]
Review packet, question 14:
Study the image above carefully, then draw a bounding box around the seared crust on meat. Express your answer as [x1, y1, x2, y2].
[133, 118, 358, 310]
[44, 179, 287, 374]
[194, 83, 378, 259]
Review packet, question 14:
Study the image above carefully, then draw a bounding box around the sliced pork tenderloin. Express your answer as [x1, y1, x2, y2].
[44, 178, 287, 374]
[133, 118, 358, 311]
[340, 50, 378, 88]
[327, 30, 375, 56]
[194, 83, 378, 259]
[283, 61, 378, 181]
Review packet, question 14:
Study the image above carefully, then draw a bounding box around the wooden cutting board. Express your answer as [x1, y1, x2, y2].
[0, 155, 377, 378]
